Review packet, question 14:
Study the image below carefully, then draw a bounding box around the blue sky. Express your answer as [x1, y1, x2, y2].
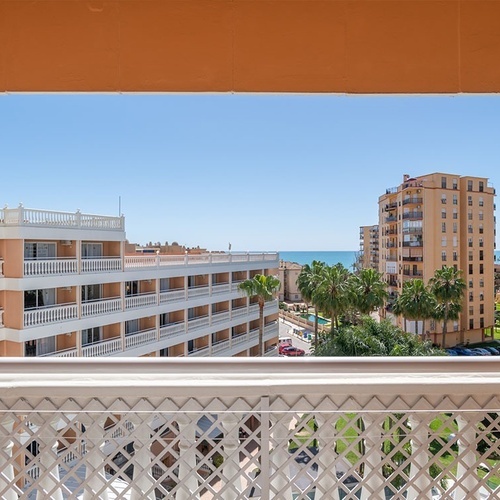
[1, 93, 499, 251]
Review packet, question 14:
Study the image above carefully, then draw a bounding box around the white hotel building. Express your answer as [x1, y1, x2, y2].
[0, 205, 279, 358]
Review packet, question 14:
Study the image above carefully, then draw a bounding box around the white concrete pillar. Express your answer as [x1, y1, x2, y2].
[269, 412, 293, 499]
[407, 414, 432, 500]
[128, 415, 155, 500]
[176, 414, 200, 500]
[455, 414, 481, 500]
[315, 414, 340, 500]
[219, 413, 242, 499]
[79, 415, 109, 500]
[360, 414, 385, 500]
[0, 415, 18, 500]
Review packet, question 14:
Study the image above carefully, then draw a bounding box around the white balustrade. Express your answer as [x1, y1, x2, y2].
[232, 333, 250, 347]
[212, 339, 230, 354]
[187, 315, 209, 331]
[159, 288, 185, 303]
[81, 257, 122, 273]
[212, 283, 230, 294]
[24, 258, 78, 276]
[211, 311, 230, 324]
[187, 285, 210, 299]
[125, 329, 158, 350]
[231, 281, 243, 292]
[125, 293, 157, 310]
[23, 303, 78, 327]
[158, 255, 185, 266]
[231, 306, 248, 319]
[0, 358, 498, 500]
[0, 308, 3, 327]
[189, 346, 210, 357]
[81, 337, 122, 357]
[159, 322, 186, 339]
[39, 348, 79, 358]
[81, 297, 122, 317]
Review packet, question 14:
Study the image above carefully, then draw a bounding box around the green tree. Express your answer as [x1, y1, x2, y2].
[429, 266, 467, 347]
[238, 274, 281, 356]
[313, 318, 444, 357]
[349, 268, 388, 320]
[296, 260, 326, 349]
[393, 279, 436, 336]
[315, 263, 351, 329]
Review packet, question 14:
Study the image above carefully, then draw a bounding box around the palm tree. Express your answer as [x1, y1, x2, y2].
[429, 266, 466, 347]
[315, 263, 351, 329]
[393, 279, 436, 336]
[349, 268, 388, 321]
[238, 274, 281, 356]
[296, 260, 326, 349]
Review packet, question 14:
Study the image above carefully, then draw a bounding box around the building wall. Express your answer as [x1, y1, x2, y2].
[278, 261, 302, 302]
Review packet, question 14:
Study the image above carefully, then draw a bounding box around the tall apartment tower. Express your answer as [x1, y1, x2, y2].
[358, 225, 379, 270]
[379, 173, 496, 347]
[0, 205, 279, 358]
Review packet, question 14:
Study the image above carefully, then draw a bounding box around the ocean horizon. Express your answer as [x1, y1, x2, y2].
[279, 251, 358, 270]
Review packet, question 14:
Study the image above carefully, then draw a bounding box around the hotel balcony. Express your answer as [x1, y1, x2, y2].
[0, 358, 499, 499]
[402, 212, 423, 220]
[402, 197, 423, 206]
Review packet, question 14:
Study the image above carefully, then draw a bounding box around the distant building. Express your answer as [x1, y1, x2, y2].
[358, 225, 379, 270]
[278, 260, 303, 303]
[378, 172, 495, 346]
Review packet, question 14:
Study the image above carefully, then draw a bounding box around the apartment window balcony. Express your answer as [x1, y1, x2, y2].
[402, 212, 423, 220]
[212, 283, 230, 294]
[125, 328, 158, 350]
[402, 256, 423, 262]
[159, 321, 186, 340]
[2, 358, 498, 500]
[187, 314, 210, 331]
[81, 257, 122, 273]
[384, 202, 398, 211]
[159, 288, 185, 304]
[402, 241, 423, 247]
[23, 303, 78, 327]
[212, 310, 230, 325]
[402, 197, 423, 205]
[402, 269, 423, 277]
[125, 292, 157, 310]
[81, 297, 122, 317]
[81, 336, 122, 357]
[402, 227, 422, 235]
[24, 258, 78, 276]
[385, 215, 398, 223]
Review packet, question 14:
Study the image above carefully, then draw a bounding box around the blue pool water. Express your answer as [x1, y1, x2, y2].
[302, 314, 330, 325]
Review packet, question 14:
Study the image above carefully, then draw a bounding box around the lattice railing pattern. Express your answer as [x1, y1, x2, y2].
[1, 395, 499, 499]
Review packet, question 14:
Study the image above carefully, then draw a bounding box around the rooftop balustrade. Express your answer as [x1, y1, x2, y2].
[0, 358, 499, 499]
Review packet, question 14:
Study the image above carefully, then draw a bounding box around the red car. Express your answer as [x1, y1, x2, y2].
[278, 343, 292, 355]
[281, 346, 305, 357]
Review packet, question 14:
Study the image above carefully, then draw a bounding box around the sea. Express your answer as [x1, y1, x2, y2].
[279, 251, 358, 270]
[280, 250, 500, 269]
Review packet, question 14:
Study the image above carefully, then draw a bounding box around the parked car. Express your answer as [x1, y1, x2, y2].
[281, 346, 305, 357]
[453, 347, 479, 356]
[278, 343, 292, 355]
[446, 349, 458, 356]
[471, 348, 492, 356]
[484, 346, 500, 355]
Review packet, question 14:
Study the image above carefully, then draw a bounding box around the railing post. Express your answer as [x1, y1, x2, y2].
[455, 413, 481, 500]
[315, 413, 340, 500]
[360, 413, 385, 500]
[176, 413, 200, 500]
[0, 415, 18, 500]
[128, 414, 155, 500]
[407, 414, 432, 500]
[80, 414, 109, 500]
[220, 410, 244, 499]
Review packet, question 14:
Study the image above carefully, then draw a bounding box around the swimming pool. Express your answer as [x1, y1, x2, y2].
[301, 314, 330, 325]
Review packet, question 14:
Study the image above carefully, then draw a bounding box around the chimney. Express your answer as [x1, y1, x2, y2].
[403, 174, 410, 182]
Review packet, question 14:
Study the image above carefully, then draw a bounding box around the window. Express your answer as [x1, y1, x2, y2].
[479, 250, 484, 260]
[479, 238, 484, 247]
[480, 279, 484, 288]
[467, 180, 473, 191]
[453, 194, 458, 205]
[479, 197, 484, 207]
[468, 251, 473, 261]
[468, 196, 473, 206]
[479, 181, 484, 192]
[469, 280, 473, 288]
[480, 264, 484, 274]
[125, 281, 139, 296]
[24, 289, 56, 309]
[441, 251, 447, 262]
[479, 224, 483, 234]
[469, 264, 473, 274]
[468, 238, 473, 248]
[479, 211, 483, 220]
[469, 291, 474, 301]
[468, 211, 473, 220]
[441, 236, 447, 247]
[480, 292, 484, 300]
[468, 224, 473, 234]
[160, 278, 170, 291]
[453, 236, 458, 247]
[441, 222, 446, 233]
[441, 209, 446, 219]
[469, 306, 474, 316]
[469, 318, 474, 329]
[82, 284, 101, 302]
[159, 313, 169, 326]
[82, 327, 101, 346]
[441, 176, 447, 189]
[125, 319, 139, 335]
[453, 222, 457, 233]
[453, 208, 458, 219]
[81, 242, 103, 258]
[453, 251, 458, 261]
[441, 194, 447, 204]
[480, 304, 484, 314]
[24, 242, 56, 260]
[453, 178, 458, 190]
[480, 317, 485, 328]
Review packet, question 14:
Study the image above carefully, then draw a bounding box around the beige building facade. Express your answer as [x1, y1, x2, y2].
[358, 225, 379, 270]
[278, 260, 303, 303]
[378, 173, 496, 347]
[0, 205, 279, 358]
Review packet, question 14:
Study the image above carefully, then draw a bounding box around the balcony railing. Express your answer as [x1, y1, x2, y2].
[0, 358, 499, 499]
[81, 297, 122, 317]
[402, 211, 423, 220]
[403, 241, 424, 247]
[402, 197, 423, 205]
[24, 258, 78, 276]
[23, 303, 78, 327]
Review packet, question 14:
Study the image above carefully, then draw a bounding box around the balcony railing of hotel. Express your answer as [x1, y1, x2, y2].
[402, 269, 424, 277]
[402, 227, 423, 234]
[385, 215, 398, 223]
[402, 256, 423, 262]
[22, 253, 279, 277]
[384, 202, 398, 211]
[1, 358, 499, 500]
